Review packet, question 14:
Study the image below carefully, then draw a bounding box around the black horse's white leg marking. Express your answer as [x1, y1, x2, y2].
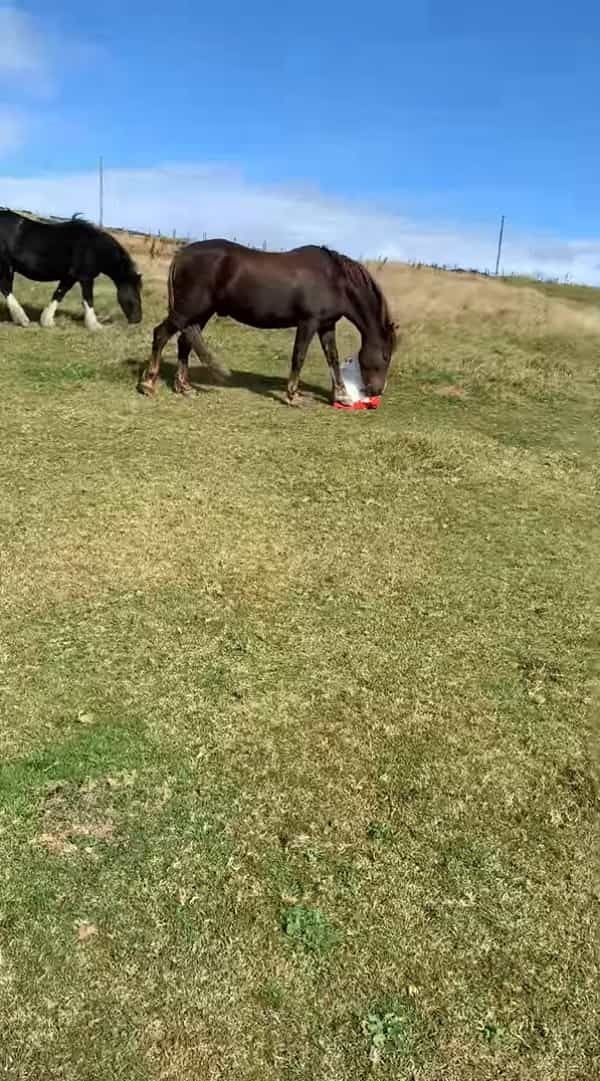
[6, 293, 30, 327]
[83, 301, 102, 331]
[0, 251, 29, 325]
[81, 279, 102, 331]
[40, 278, 76, 328]
[40, 300, 58, 328]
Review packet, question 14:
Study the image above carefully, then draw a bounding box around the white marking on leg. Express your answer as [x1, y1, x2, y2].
[6, 293, 30, 327]
[40, 299, 58, 328]
[83, 301, 102, 331]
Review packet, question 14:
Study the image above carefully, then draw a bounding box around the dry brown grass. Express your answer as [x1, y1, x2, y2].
[109, 229, 181, 288]
[368, 260, 600, 335]
[111, 229, 600, 339]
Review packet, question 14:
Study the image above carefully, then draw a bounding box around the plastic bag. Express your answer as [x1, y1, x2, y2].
[334, 354, 381, 411]
[340, 354, 365, 402]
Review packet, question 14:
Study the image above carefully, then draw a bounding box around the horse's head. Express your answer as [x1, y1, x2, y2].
[358, 317, 399, 398]
[117, 270, 143, 324]
[335, 254, 398, 397]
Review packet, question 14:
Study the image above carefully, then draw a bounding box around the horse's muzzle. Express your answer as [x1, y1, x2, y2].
[365, 377, 387, 398]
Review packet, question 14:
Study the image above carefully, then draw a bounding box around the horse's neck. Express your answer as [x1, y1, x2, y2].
[346, 281, 383, 349]
[99, 244, 123, 284]
[351, 305, 384, 351]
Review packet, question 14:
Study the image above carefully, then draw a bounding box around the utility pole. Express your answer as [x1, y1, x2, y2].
[99, 156, 104, 228]
[495, 214, 505, 276]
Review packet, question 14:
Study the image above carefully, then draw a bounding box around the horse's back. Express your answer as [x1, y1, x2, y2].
[168, 238, 344, 329]
[173, 239, 335, 287]
[0, 209, 133, 284]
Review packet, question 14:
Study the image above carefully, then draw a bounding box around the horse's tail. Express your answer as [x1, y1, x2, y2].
[185, 323, 231, 383]
[167, 257, 177, 315]
[168, 254, 230, 380]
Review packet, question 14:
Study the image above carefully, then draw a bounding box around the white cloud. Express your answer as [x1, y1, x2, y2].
[0, 7, 48, 86]
[1, 163, 599, 285]
[0, 6, 96, 110]
[0, 109, 25, 154]
[0, 5, 98, 161]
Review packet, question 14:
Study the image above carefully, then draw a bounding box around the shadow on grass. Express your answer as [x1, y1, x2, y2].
[122, 356, 330, 405]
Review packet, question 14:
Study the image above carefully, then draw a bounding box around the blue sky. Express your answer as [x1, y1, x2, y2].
[1, 2, 599, 280]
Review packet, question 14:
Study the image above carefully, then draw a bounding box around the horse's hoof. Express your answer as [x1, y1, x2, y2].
[138, 380, 156, 398]
[174, 380, 194, 397]
[286, 392, 303, 407]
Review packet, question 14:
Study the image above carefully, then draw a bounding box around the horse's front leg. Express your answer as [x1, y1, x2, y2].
[80, 278, 102, 331]
[40, 278, 75, 328]
[175, 332, 194, 395]
[287, 319, 318, 405]
[318, 321, 350, 404]
[0, 256, 29, 327]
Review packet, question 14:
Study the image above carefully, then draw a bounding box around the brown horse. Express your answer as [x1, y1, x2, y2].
[139, 239, 398, 404]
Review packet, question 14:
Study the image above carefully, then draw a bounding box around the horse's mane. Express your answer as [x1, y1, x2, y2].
[322, 246, 395, 346]
[1, 207, 87, 227]
[66, 215, 140, 278]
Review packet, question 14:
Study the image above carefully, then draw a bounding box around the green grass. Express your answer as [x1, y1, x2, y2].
[501, 273, 600, 309]
[0, 271, 598, 1080]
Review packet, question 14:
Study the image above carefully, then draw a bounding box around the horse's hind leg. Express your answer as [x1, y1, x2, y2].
[319, 321, 350, 404]
[287, 319, 318, 404]
[0, 258, 29, 327]
[139, 317, 178, 396]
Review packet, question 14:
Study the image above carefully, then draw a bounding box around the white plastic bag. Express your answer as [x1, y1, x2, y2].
[340, 354, 367, 403]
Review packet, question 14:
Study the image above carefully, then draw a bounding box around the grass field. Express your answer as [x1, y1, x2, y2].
[0, 258, 598, 1081]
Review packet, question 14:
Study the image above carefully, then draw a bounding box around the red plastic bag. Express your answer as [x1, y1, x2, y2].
[333, 397, 381, 411]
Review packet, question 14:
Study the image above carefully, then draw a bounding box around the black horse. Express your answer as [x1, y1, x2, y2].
[140, 239, 398, 404]
[0, 209, 142, 330]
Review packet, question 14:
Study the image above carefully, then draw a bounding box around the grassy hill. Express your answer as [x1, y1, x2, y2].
[0, 256, 598, 1081]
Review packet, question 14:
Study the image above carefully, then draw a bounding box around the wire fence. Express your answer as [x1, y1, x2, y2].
[10, 207, 577, 287]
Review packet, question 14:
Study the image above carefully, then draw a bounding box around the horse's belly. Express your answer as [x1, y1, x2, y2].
[14, 254, 64, 283]
[217, 300, 296, 330]
[213, 260, 340, 328]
